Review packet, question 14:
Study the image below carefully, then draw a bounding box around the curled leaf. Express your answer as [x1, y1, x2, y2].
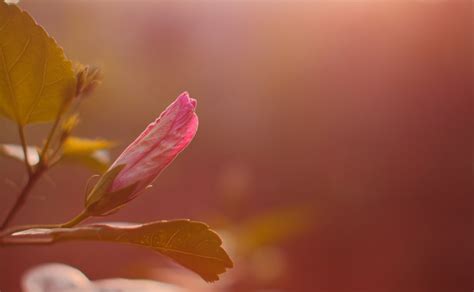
[0, 2, 76, 124]
[6, 220, 234, 282]
[74, 63, 103, 98]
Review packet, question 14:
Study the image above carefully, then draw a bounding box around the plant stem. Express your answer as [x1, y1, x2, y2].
[0, 125, 42, 230]
[0, 209, 90, 238]
[1, 104, 71, 231]
[17, 125, 32, 176]
[39, 109, 63, 163]
[0, 165, 45, 230]
[60, 209, 90, 228]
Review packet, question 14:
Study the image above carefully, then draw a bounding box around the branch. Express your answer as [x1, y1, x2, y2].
[39, 104, 66, 163]
[1, 103, 71, 231]
[0, 165, 45, 230]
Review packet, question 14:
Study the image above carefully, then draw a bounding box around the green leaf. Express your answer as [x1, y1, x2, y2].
[6, 220, 234, 282]
[85, 181, 139, 216]
[0, 137, 113, 172]
[0, 2, 76, 125]
[61, 137, 114, 172]
[63, 137, 113, 154]
[0, 143, 39, 164]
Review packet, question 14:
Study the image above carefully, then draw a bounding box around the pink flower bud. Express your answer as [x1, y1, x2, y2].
[85, 92, 198, 215]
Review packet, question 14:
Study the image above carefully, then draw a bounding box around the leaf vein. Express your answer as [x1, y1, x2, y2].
[0, 46, 20, 121]
[155, 246, 227, 263]
[44, 76, 65, 87]
[8, 35, 31, 72]
[12, 70, 31, 88]
[0, 13, 11, 33]
[23, 37, 48, 124]
[165, 228, 181, 248]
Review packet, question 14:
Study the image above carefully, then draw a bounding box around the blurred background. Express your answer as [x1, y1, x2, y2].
[0, 0, 471, 291]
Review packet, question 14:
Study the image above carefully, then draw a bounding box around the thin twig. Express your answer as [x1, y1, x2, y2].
[0, 209, 90, 238]
[1, 103, 70, 231]
[17, 125, 32, 176]
[39, 109, 63, 163]
[0, 165, 45, 230]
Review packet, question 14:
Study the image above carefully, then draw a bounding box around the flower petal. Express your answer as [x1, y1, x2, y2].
[109, 92, 198, 197]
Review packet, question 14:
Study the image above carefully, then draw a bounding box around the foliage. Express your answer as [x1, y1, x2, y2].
[0, 2, 75, 125]
[3, 220, 233, 282]
[0, 1, 232, 283]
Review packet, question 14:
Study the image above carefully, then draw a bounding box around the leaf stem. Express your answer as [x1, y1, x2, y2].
[1, 102, 76, 232]
[17, 125, 32, 176]
[39, 108, 63, 163]
[60, 209, 90, 228]
[0, 209, 90, 238]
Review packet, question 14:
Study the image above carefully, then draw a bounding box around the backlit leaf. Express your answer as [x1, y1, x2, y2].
[0, 137, 113, 171]
[63, 136, 113, 154]
[0, 2, 76, 124]
[0, 143, 39, 164]
[61, 136, 114, 172]
[6, 220, 234, 282]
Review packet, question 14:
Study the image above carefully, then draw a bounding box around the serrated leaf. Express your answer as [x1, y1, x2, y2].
[6, 220, 234, 282]
[61, 136, 114, 172]
[0, 143, 39, 164]
[0, 2, 76, 124]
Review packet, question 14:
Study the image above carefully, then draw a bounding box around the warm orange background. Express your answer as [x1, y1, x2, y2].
[0, 1, 471, 291]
